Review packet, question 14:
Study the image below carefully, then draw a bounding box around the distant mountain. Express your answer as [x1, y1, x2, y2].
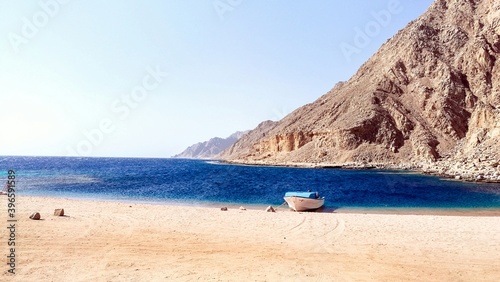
[173, 131, 249, 159]
[221, 0, 500, 181]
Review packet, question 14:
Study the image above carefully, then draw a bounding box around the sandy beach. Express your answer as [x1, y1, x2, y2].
[2, 196, 499, 281]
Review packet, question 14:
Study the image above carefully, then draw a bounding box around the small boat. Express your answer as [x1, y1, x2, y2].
[284, 191, 325, 211]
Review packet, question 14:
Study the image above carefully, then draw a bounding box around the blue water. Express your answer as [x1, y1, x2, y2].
[1, 156, 500, 210]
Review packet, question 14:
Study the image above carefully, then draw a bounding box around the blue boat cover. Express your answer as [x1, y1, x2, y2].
[284, 191, 319, 199]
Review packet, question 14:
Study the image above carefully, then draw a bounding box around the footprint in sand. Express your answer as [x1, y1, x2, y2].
[282, 213, 346, 254]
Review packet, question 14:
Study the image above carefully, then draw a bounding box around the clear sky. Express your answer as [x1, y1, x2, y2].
[0, 0, 434, 158]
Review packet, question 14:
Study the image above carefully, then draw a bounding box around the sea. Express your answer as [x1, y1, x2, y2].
[2, 156, 500, 211]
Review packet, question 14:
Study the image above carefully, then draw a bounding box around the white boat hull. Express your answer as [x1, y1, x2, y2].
[284, 196, 325, 211]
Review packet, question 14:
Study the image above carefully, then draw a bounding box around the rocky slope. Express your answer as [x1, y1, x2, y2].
[173, 131, 248, 159]
[221, 0, 500, 182]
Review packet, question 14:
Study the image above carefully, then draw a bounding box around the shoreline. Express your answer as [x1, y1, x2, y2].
[2, 196, 499, 281]
[17, 194, 500, 217]
[220, 159, 500, 184]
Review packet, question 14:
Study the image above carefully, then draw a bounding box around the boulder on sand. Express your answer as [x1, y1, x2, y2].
[29, 212, 41, 220]
[54, 209, 65, 216]
[220, 207, 228, 211]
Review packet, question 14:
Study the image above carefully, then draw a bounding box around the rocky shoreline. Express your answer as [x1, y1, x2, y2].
[221, 159, 500, 184]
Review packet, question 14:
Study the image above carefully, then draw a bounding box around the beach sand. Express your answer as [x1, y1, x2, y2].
[2, 196, 499, 281]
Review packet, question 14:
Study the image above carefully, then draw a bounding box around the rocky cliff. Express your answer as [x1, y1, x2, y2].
[173, 131, 248, 159]
[221, 0, 500, 182]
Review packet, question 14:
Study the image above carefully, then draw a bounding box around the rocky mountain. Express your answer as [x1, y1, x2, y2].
[220, 120, 277, 159]
[221, 0, 500, 182]
[173, 131, 248, 159]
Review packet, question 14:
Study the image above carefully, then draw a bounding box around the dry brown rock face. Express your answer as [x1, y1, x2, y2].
[221, 0, 500, 181]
